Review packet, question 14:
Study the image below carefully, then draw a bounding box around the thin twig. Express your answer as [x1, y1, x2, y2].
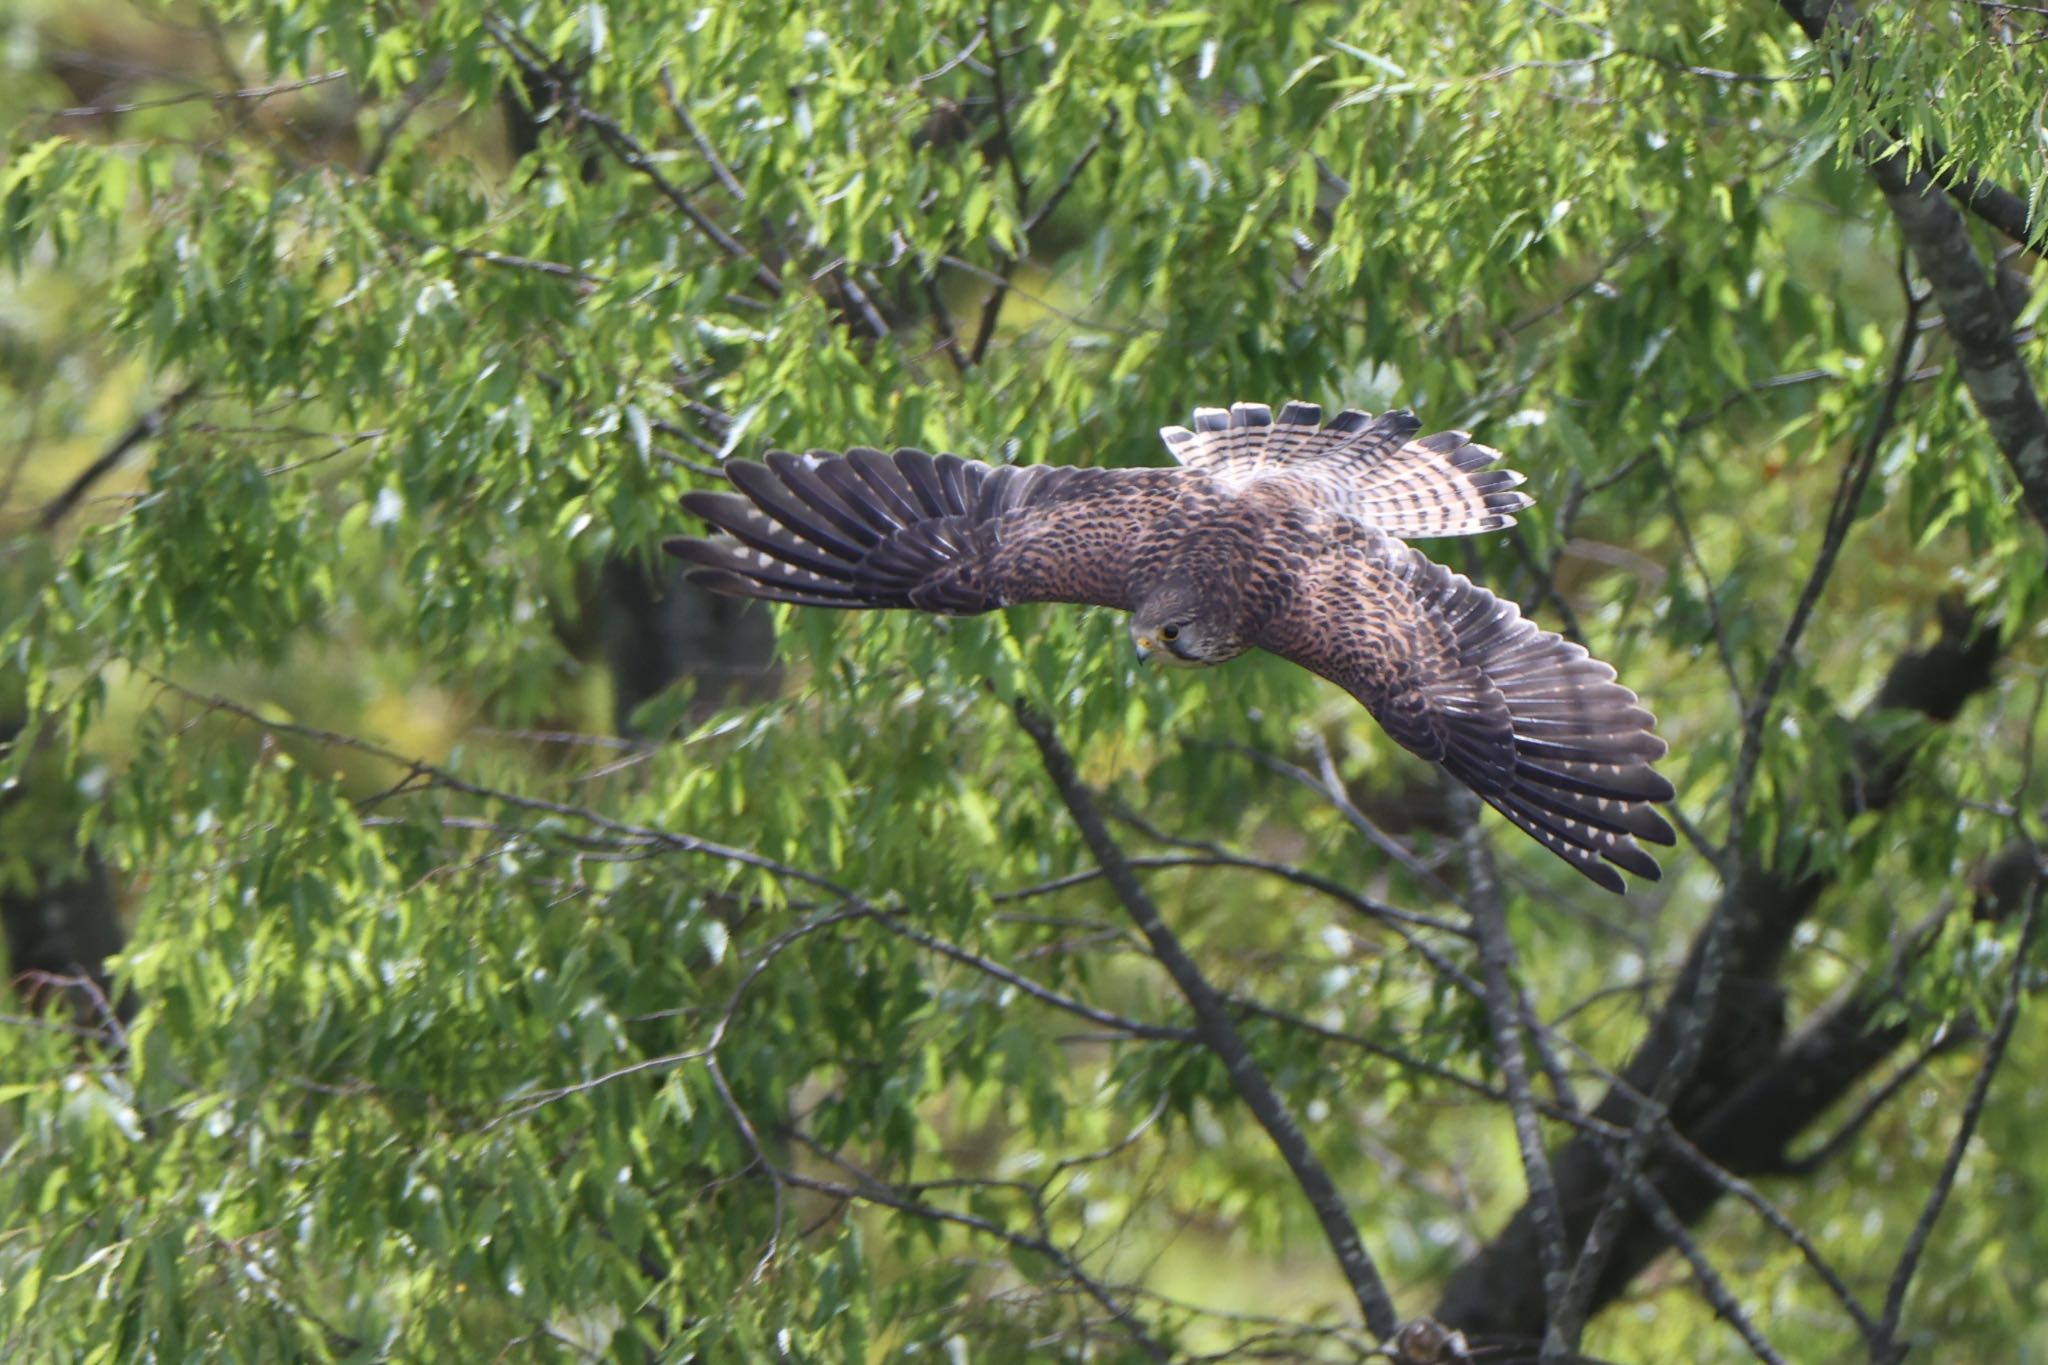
[1020, 134, 1102, 238]
[40, 382, 199, 529]
[868, 912, 1193, 1041]
[967, 258, 1017, 364]
[38, 70, 349, 120]
[1727, 269, 1923, 855]
[982, 0, 1029, 209]
[1629, 1175, 1791, 1365]
[1875, 887, 2044, 1359]
[704, 1055, 788, 1280]
[1650, 438, 1745, 716]
[940, 254, 1142, 335]
[483, 18, 784, 299]
[150, 675, 855, 899]
[915, 28, 988, 83]
[1555, 880, 1737, 1350]
[363, 56, 448, 176]
[835, 270, 892, 340]
[920, 272, 969, 373]
[996, 848, 1470, 939]
[774, 1161, 1171, 1358]
[1652, 1124, 1884, 1343]
[1776, 0, 2048, 532]
[1775, 1039, 1945, 1175]
[666, 79, 748, 202]
[1219, 736, 1453, 893]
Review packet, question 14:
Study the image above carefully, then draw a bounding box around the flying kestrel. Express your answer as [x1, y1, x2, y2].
[665, 401, 1675, 892]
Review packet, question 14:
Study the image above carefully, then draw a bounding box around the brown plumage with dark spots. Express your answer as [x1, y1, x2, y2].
[666, 400, 1675, 893]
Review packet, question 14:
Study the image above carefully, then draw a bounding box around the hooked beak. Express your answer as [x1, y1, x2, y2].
[1134, 636, 1154, 665]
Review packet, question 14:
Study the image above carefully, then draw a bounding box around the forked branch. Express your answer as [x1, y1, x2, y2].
[1013, 697, 1403, 1339]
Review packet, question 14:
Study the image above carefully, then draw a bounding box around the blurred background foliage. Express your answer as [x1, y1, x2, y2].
[0, 0, 2044, 1360]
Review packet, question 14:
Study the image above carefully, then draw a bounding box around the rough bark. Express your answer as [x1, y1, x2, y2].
[1869, 149, 2048, 533]
[596, 558, 780, 735]
[0, 709, 131, 1040]
[1777, 0, 2048, 536]
[1435, 605, 2003, 1341]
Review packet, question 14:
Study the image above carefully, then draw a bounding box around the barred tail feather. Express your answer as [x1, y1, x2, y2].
[1160, 399, 1534, 540]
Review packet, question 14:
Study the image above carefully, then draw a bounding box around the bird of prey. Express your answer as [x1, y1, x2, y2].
[665, 401, 1675, 892]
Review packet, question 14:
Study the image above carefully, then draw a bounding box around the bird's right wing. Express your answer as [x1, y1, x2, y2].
[1255, 529, 1675, 893]
[665, 447, 1179, 616]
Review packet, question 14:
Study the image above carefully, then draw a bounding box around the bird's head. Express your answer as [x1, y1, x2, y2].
[1131, 586, 1245, 669]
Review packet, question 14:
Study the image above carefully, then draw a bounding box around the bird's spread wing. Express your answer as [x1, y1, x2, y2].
[665, 447, 1179, 615]
[1256, 532, 1675, 892]
[1160, 400, 1531, 540]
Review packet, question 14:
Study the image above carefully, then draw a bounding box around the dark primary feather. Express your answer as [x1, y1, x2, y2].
[665, 447, 1173, 615]
[666, 402, 1677, 893]
[1257, 534, 1674, 893]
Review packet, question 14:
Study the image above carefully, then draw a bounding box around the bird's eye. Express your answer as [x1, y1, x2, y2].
[1161, 624, 1181, 641]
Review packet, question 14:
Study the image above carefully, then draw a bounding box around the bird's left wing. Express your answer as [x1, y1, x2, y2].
[1255, 529, 1675, 893]
[666, 447, 1179, 616]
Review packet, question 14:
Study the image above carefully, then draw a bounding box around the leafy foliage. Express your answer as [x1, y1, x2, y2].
[2, 1, 2045, 1360]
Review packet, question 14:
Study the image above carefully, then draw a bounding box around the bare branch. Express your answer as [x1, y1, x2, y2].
[952, 5, 1103, 370]
[867, 912, 1194, 1042]
[149, 675, 858, 900]
[1020, 133, 1102, 239]
[1013, 697, 1403, 1339]
[996, 847, 1469, 938]
[775, 1161, 1171, 1359]
[981, 0, 1029, 209]
[1437, 602, 2004, 1342]
[1775, 1039, 1945, 1176]
[35, 70, 350, 120]
[1653, 1123, 1883, 1342]
[665, 77, 749, 204]
[920, 271, 970, 373]
[1926, 149, 2041, 247]
[1457, 795, 1572, 1359]
[1868, 148, 2048, 531]
[1775, 0, 2048, 532]
[1875, 888, 2045, 1359]
[1727, 271, 1923, 852]
[482, 18, 785, 300]
[363, 56, 448, 176]
[1555, 882, 1740, 1350]
[39, 382, 199, 529]
[1627, 1176, 1790, 1365]
[1650, 441, 1745, 717]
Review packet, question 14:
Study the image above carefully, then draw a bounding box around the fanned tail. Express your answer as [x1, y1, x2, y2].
[1159, 400, 1533, 539]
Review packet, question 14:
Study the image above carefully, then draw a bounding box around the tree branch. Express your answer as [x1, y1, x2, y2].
[482, 18, 786, 300]
[1775, 0, 2048, 534]
[1013, 697, 1402, 1339]
[1627, 1173, 1790, 1365]
[1926, 146, 2041, 247]
[1868, 147, 2048, 533]
[1458, 797, 1572, 1358]
[1726, 273, 1923, 852]
[1435, 600, 2004, 1343]
[38, 382, 198, 529]
[1874, 885, 2044, 1361]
